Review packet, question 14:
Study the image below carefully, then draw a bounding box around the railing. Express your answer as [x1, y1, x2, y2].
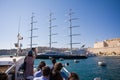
[5, 64, 15, 80]
[5, 64, 15, 74]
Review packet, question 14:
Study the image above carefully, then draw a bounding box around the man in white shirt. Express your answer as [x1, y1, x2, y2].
[34, 66, 50, 80]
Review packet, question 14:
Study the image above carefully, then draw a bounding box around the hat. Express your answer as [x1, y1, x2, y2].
[28, 50, 33, 56]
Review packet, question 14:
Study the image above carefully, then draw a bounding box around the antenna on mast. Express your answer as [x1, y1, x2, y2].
[68, 9, 80, 54]
[29, 13, 38, 50]
[49, 12, 57, 50]
[18, 16, 21, 34]
[15, 16, 23, 56]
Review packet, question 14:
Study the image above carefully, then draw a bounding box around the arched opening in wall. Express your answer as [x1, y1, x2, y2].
[111, 52, 116, 55]
[99, 51, 104, 55]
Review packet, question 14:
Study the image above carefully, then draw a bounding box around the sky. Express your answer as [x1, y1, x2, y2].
[0, 0, 120, 49]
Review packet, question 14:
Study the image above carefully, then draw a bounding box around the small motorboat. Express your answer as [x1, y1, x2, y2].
[64, 63, 69, 66]
[98, 61, 106, 66]
[74, 59, 79, 63]
[94, 77, 101, 80]
[59, 58, 64, 61]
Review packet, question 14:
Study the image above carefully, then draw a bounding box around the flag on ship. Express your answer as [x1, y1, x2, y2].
[81, 44, 85, 48]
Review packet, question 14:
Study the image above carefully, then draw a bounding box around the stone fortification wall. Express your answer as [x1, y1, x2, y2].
[94, 38, 120, 48]
[94, 41, 105, 48]
[87, 47, 120, 56]
[91, 38, 120, 56]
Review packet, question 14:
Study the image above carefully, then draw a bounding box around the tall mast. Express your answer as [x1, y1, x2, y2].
[69, 9, 72, 54]
[30, 13, 38, 49]
[68, 9, 80, 54]
[49, 12, 57, 50]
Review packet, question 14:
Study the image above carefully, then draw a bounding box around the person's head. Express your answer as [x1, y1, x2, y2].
[54, 62, 63, 71]
[32, 47, 38, 53]
[51, 70, 63, 80]
[37, 61, 46, 71]
[28, 50, 33, 57]
[68, 72, 79, 80]
[42, 66, 50, 77]
[51, 58, 56, 65]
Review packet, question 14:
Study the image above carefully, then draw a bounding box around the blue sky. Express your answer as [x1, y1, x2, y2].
[0, 0, 120, 49]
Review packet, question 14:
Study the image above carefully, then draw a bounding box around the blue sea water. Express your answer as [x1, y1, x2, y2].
[34, 56, 120, 80]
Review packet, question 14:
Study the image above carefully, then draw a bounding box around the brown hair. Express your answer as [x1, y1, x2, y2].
[54, 62, 63, 71]
[68, 72, 79, 80]
[37, 61, 46, 71]
[42, 66, 50, 76]
[50, 70, 63, 80]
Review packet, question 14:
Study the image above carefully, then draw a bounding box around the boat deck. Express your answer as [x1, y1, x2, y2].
[0, 56, 25, 80]
[0, 65, 11, 73]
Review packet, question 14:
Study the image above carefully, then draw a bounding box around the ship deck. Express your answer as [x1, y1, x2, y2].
[0, 65, 11, 73]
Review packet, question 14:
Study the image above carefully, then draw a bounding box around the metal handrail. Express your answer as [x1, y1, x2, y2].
[63, 67, 70, 75]
[5, 64, 15, 74]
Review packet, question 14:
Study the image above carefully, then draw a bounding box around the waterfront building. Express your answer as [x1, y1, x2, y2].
[94, 38, 120, 48]
[87, 38, 120, 56]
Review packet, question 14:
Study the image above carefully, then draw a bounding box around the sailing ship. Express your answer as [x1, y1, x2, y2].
[36, 10, 87, 59]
